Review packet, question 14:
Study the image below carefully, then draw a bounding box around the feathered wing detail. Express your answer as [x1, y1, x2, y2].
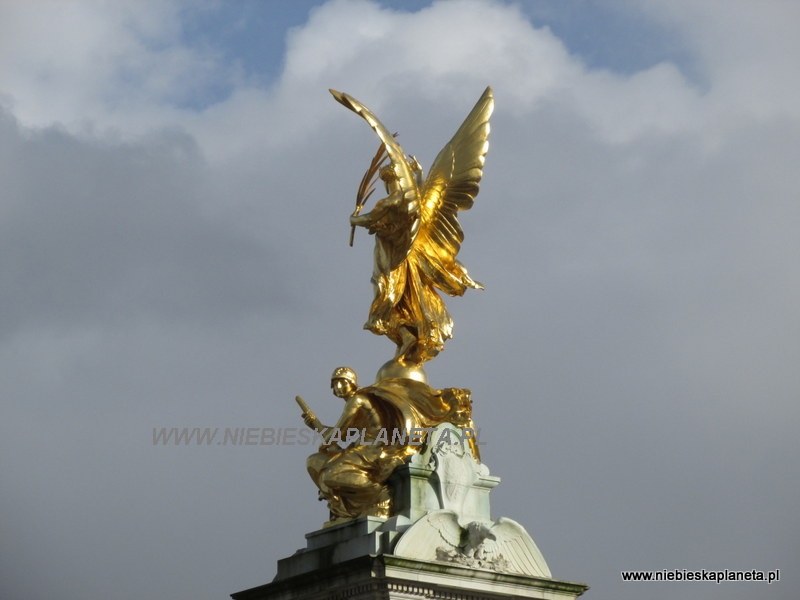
[428, 510, 463, 548]
[414, 86, 493, 296]
[330, 90, 418, 199]
[330, 89, 420, 269]
[492, 517, 552, 578]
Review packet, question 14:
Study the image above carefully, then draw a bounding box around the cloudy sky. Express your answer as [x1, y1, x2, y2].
[1, 1, 798, 599]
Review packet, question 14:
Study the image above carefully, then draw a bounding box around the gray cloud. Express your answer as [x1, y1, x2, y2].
[0, 110, 298, 340]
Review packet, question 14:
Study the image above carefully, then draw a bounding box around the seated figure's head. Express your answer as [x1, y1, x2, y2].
[330, 366, 357, 398]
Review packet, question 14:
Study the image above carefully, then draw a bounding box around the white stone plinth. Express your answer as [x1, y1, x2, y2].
[232, 424, 588, 599]
[233, 554, 588, 600]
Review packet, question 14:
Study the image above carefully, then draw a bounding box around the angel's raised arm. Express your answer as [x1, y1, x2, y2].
[329, 90, 420, 202]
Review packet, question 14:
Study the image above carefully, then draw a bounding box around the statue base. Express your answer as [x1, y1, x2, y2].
[232, 424, 588, 599]
[233, 552, 588, 600]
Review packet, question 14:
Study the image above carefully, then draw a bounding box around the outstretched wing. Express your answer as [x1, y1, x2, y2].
[330, 89, 420, 265]
[491, 517, 552, 578]
[415, 87, 493, 295]
[427, 510, 463, 548]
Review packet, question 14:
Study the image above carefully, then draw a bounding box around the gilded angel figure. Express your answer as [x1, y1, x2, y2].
[331, 87, 494, 367]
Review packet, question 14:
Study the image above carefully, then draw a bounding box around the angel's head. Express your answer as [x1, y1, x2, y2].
[379, 164, 399, 192]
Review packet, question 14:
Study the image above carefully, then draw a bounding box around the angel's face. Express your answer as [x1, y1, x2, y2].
[380, 166, 399, 193]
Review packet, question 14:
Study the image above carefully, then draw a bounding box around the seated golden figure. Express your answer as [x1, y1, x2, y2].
[299, 366, 476, 522]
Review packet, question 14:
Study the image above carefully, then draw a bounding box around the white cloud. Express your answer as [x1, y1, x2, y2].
[642, 0, 800, 120]
[0, 1, 234, 134]
[281, 0, 579, 110]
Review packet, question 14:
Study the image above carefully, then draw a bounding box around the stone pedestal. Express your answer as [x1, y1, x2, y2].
[234, 554, 588, 600]
[233, 424, 588, 600]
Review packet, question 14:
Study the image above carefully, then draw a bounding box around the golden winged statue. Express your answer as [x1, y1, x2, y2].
[331, 87, 494, 369]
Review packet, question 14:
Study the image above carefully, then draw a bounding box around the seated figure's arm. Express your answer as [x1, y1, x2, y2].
[297, 395, 327, 431]
[320, 396, 365, 444]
